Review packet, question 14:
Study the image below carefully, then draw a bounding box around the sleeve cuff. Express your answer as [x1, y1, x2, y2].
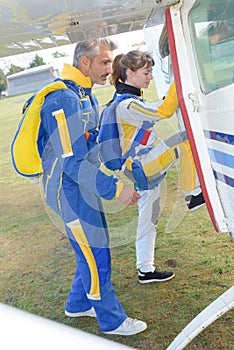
[115, 181, 124, 198]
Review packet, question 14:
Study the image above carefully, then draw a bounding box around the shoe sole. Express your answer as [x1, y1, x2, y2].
[189, 203, 206, 212]
[138, 273, 175, 284]
[65, 309, 96, 318]
[103, 323, 147, 336]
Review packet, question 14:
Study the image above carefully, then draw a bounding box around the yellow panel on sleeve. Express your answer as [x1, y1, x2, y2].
[157, 80, 178, 118]
[143, 148, 177, 177]
[120, 118, 137, 154]
[52, 109, 73, 158]
[115, 181, 124, 198]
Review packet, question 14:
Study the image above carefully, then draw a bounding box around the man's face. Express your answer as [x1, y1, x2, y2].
[87, 46, 114, 86]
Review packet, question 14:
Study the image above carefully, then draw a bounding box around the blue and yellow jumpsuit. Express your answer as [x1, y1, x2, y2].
[100, 81, 200, 273]
[38, 64, 127, 332]
[114, 81, 198, 192]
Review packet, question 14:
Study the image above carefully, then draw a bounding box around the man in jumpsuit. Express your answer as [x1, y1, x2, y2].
[38, 38, 147, 335]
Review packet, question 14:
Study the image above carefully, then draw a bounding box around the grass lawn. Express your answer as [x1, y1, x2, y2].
[0, 82, 233, 350]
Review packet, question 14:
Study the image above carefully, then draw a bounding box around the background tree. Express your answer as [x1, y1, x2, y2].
[52, 51, 68, 58]
[0, 68, 7, 96]
[28, 54, 46, 68]
[7, 64, 24, 76]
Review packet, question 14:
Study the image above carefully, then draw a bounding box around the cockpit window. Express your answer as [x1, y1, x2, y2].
[188, 0, 234, 94]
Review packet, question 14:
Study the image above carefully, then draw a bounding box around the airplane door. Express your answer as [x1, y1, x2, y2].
[166, 0, 234, 236]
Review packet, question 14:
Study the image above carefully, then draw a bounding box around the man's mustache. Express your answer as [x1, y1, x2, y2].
[101, 74, 109, 79]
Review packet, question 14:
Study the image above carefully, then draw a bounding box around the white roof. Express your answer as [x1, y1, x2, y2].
[7, 64, 54, 79]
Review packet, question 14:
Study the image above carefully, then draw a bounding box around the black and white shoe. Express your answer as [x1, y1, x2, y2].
[138, 269, 175, 284]
[186, 192, 205, 212]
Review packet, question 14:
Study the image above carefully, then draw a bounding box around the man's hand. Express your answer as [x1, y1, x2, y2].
[118, 184, 140, 206]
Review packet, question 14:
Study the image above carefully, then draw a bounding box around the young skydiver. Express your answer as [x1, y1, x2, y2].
[99, 49, 204, 283]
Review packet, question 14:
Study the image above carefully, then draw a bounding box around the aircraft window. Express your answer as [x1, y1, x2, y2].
[188, 0, 234, 94]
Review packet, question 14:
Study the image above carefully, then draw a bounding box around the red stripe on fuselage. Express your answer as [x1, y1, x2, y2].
[166, 8, 219, 232]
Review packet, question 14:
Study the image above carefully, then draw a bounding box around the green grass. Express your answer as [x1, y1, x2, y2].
[0, 84, 233, 350]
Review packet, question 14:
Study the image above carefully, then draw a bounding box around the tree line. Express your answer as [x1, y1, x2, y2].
[0, 51, 67, 97]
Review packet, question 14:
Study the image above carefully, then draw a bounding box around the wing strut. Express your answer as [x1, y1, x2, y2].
[166, 285, 234, 350]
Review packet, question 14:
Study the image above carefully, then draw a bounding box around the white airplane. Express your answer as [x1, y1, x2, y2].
[1, 0, 233, 349]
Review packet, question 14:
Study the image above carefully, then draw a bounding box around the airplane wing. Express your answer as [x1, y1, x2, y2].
[0, 303, 133, 350]
[0, 0, 170, 58]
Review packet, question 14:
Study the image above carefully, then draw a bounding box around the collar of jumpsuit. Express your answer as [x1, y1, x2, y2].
[60, 63, 92, 88]
[116, 81, 143, 97]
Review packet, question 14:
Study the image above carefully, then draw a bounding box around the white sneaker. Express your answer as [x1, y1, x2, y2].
[65, 307, 96, 318]
[103, 317, 147, 336]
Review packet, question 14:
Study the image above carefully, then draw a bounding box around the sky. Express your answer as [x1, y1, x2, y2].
[0, 30, 145, 73]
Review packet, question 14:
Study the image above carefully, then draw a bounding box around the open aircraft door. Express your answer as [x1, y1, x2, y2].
[155, 0, 234, 237]
[143, 1, 234, 348]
